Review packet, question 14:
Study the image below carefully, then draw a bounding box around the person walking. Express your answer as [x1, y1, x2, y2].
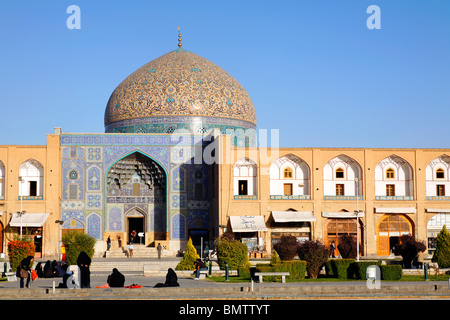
[157, 243, 162, 259]
[107, 236, 111, 251]
[329, 241, 336, 258]
[17, 256, 34, 288]
[77, 251, 91, 288]
[128, 242, 134, 258]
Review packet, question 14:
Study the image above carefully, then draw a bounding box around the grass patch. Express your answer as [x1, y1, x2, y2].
[208, 273, 450, 283]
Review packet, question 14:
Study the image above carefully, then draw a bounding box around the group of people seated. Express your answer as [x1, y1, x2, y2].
[35, 260, 67, 278]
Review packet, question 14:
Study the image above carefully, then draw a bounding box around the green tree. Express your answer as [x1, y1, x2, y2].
[217, 237, 250, 270]
[62, 231, 96, 266]
[176, 237, 200, 270]
[432, 225, 450, 268]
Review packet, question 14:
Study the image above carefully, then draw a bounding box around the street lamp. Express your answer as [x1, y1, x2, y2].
[355, 178, 360, 262]
[55, 220, 64, 261]
[18, 176, 25, 240]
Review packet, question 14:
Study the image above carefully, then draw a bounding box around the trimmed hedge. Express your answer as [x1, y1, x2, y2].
[255, 260, 307, 281]
[354, 261, 382, 280]
[380, 265, 402, 280]
[330, 259, 355, 279]
[326, 260, 382, 280]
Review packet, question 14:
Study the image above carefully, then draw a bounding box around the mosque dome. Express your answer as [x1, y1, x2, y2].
[104, 45, 256, 135]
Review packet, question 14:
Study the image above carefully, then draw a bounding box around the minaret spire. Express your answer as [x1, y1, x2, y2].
[178, 26, 182, 48]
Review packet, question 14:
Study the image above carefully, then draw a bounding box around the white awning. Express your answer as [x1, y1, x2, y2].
[426, 208, 450, 213]
[272, 211, 316, 222]
[322, 211, 365, 218]
[375, 207, 416, 214]
[229, 216, 267, 232]
[9, 213, 50, 227]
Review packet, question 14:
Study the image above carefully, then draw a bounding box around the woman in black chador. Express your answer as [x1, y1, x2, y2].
[155, 268, 180, 287]
[76, 251, 91, 288]
[107, 268, 125, 287]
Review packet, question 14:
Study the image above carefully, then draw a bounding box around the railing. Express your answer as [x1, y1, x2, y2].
[323, 195, 363, 200]
[426, 196, 450, 201]
[18, 196, 44, 200]
[375, 196, 414, 201]
[233, 195, 259, 200]
[270, 195, 311, 200]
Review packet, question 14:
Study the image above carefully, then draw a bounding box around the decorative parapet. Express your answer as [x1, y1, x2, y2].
[233, 195, 258, 200]
[323, 195, 363, 201]
[375, 196, 414, 201]
[18, 196, 44, 200]
[426, 196, 450, 201]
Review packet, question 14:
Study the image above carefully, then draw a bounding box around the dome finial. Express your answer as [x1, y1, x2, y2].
[177, 26, 182, 47]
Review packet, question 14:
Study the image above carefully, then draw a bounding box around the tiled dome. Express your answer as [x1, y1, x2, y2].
[104, 47, 256, 133]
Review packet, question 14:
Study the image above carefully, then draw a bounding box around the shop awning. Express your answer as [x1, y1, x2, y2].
[426, 208, 450, 213]
[375, 207, 416, 214]
[322, 211, 365, 218]
[272, 211, 316, 222]
[9, 213, 50, 227]
[229, 216, 267, 232]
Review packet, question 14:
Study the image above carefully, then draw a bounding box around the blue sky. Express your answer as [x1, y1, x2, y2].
[0, 0, 449, 148]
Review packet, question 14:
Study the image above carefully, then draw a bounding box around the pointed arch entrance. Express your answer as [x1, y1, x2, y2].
[376, 214, 413, 256]
[126, 207, 146, 244]
[105, 151, 167, 245]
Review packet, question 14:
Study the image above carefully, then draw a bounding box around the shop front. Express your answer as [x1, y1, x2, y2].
[269, 211, 316, 249]
[229, 215, 267, 257]
[9, 212, 49, 258]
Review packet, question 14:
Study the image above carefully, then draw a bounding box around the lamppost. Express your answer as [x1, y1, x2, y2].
[18, 176, 25, 240]
[55, 220, 64, 261]
[355, 178, 360, 262]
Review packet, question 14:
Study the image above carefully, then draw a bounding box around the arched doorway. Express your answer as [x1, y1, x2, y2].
[106, 151, 167, 246]
[376, 214, 413, 256]
[126, 208, 146, 244]
[325, 218, 364, 257]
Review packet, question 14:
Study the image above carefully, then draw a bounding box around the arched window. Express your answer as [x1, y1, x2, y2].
[283, 167, 293, 179]
[436, 168, 445, 179]
[386, 168, 395, 179]
[19, 159, 44, 198]
[335, 167, 344, 179]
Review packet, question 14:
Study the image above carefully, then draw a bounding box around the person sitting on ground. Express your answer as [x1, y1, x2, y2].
[57, 264, 72, 288]
[154, 268, 180, 287]
[107, 268, 125, 288]
[35, 262, 44, 278]
[43, 260, 54, 278]
[193, 259, 207, 280]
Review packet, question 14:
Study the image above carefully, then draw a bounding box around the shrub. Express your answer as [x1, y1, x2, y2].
[330, 259, 355, 279]
[270, 250, 281, 265]
[297, 239, 329, 279]
[255, 261, 307, 281]
[380, 265, 402, 280]
[273, 235, 299, 261]
[324, 260, 335, 277]
[63, 231, 96, 266]
[393, 234, 427, 269]
[337, 234, 357, 259]
[216, 237, 250, 270]
[176, 237, 200, 270]
[7, 240, 35, 271]
[353, 261, 382, 280]
[432, 225, 450, 268]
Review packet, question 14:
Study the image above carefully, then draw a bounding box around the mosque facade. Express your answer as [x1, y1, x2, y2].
[1, 39, 449, 259]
